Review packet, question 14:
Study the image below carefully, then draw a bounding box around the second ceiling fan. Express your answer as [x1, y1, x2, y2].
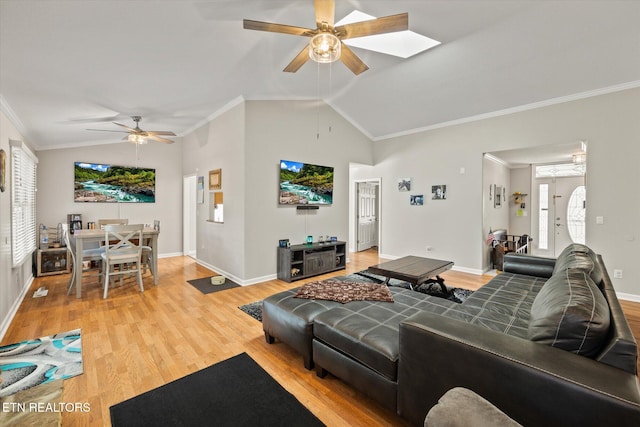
[243, 0, 409, 75]
[87, 116, 176, 144]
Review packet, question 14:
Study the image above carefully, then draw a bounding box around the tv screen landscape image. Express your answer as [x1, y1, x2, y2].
[279, 160, 333, 205]
[74, 162, 156, 203]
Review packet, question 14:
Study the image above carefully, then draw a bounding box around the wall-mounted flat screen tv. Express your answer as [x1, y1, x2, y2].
[279, 160, 333, 205]
[74, 162, 155, 203]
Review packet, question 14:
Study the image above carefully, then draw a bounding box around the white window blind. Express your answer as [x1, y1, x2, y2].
[10, 140, 38, 267]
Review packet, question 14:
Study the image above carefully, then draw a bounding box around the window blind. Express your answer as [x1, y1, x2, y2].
[10, 140, 38, 267]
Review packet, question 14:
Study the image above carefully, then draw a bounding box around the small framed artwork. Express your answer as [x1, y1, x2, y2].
[209, 168, 222, 190]
[398, 178, 411, 191]
[279, 239, 290, 248]
[494, 185, 502, 208]
[410, 194, 424, 205]
[432, 185, 447, 200]
[197, 176, 204, 204]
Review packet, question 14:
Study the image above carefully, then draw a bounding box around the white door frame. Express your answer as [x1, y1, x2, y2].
[183, 174, 197, 258]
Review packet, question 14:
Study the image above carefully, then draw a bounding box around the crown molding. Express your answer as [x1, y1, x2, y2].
[373, 80, 640, 142]
[0, 94, 29, 140]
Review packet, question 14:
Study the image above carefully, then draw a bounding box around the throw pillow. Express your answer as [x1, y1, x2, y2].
[553, 244, 603, 285]
[528, 268, 610, 357]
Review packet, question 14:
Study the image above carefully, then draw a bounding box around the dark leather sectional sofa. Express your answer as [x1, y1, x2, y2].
[262, 244, 640, 426]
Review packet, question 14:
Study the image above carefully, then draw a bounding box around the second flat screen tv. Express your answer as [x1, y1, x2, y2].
[279, 160, 333, 205]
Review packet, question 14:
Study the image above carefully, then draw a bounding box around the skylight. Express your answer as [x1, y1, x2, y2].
[336, 11, 441, 59]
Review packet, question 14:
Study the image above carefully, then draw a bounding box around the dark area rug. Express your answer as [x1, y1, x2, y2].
[238, 270, 475, 322]
[110, 352, 325, 427]
[239, 301, 263, 322]
[187, 276, 240, 294]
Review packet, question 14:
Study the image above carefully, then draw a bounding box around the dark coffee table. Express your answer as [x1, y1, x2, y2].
[368, 256, 454, 293]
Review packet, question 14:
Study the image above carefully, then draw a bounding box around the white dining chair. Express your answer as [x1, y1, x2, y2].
[98, 218, 128, 229]
[62, 223, 105, 296]
[101, 224, 144, 299]
[141, 220, 159, 278]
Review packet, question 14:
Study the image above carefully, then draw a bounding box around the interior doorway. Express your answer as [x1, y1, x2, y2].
[183, 174, 197, 258]
[355, 180, 380, 252]
[483, 141, 588, 265]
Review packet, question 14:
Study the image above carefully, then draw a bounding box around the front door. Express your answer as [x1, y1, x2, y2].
[356, 182, 378, 251]
[534, 176, 585, 257]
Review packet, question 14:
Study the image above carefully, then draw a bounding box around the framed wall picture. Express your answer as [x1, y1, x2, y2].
[432, 185, 447, 200]
[494, 185, 502, 208]
[197, 176, 204, 204]
[398, 178, 411, 191]
[209, 168, 222, 190]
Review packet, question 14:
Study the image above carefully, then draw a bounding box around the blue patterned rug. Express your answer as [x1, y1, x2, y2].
[0, 329, 83, 397]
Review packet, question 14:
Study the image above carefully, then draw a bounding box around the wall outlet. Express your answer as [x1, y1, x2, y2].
[613, 269, 623, 279]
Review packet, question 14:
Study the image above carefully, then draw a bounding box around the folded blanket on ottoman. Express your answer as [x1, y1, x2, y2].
[294, 279, 394, 304]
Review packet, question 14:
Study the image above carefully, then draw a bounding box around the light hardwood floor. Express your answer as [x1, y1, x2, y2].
[2, 250, 639, 426]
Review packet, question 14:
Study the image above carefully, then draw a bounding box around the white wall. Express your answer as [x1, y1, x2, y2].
[35, 141, 184, 256]
[369, 128, 485, 273]
[357, 88, 640, 297]
[0, 111, 36, 339]
[182, 100, 373, 283]
[182, 100, 246, 282]
[243, 100, 373, 281]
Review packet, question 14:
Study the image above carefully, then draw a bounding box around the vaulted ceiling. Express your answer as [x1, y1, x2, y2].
[1, 1, 639, 150]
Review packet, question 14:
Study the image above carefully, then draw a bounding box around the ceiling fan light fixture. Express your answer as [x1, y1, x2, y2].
[128, 134, 147, 144]
[309, 33, 341, 63]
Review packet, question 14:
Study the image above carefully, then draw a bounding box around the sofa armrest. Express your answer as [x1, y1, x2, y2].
[502, 253, 555, 277]
[398, 311, 640, 427]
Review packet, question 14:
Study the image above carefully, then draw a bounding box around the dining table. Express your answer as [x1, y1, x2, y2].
[72, 226, 159, 298]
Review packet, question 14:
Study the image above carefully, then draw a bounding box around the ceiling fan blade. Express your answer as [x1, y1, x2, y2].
[243, 19, 314, 36]
[113, 122, 137, 132]
[283, 45, 311, 73]
[340, 44, 369, 75]
[336, 13, 408, 40]
[146, 130, 177, 136]
[314, 0, 335, 27]
[86, 128, 129, 133]
[147, 135, 174, 144]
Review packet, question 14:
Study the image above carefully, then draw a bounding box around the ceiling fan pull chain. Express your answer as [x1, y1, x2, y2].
[317, 59, 321, 140]
[328, 62, 333, 134]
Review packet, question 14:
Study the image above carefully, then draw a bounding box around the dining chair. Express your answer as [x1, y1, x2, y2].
[98, 218, 128, 229]
[101, 224, 144, 299]
[62, 223, 105, 296]
[141, 220, 159, 278]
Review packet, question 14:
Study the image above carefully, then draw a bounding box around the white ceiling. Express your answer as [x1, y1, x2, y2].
[1, 1, 639, 150]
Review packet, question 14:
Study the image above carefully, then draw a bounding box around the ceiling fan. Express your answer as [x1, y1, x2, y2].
[87, 116, 176, 144]
[243, 0, 408, 75]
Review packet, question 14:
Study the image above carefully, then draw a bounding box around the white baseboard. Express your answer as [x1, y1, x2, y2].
[617, 292, 640, 303]
[451, 265, 484, 276]
[194, 259, 246, 286]
[0, 274, 34, 342]
[159, 252, 184, 259]
[376, 254, 484, 276]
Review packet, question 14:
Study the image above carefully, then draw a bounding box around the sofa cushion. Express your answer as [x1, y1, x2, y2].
[553, 243, 603, 284]
[528, 268, 610, 357]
